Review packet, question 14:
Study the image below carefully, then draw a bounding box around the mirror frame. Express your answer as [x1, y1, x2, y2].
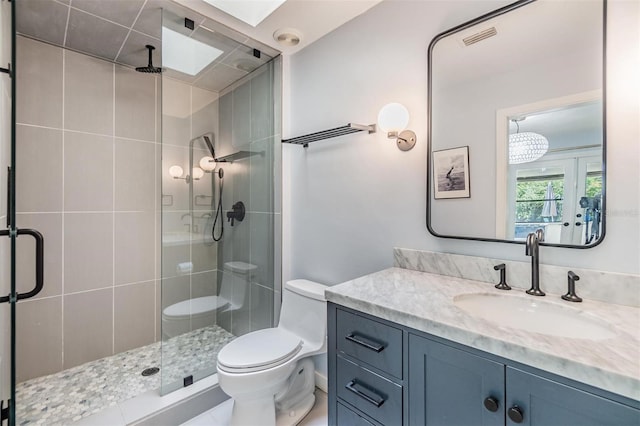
[426, 0, 607, 249]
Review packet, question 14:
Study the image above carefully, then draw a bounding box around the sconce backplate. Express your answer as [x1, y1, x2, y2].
[397, 130, 417, 151]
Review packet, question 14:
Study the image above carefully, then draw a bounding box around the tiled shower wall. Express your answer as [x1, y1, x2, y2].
[160, 75, 220, 338]
[215, 62, 279, 336]
[14, 36, 161, 382]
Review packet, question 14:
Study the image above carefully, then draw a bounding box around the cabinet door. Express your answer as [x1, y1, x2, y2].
[408, 334, 504, 426]
[506, 367, 640, 426]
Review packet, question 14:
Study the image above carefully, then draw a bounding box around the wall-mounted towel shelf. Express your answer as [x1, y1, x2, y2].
[214, 150, 263, 163]
[282, 123, 376, 148]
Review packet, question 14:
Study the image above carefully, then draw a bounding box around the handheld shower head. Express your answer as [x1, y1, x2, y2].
[202, 135, 215, 157]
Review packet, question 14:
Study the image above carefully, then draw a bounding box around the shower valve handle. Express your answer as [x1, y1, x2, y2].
[226, 201, 246, 227]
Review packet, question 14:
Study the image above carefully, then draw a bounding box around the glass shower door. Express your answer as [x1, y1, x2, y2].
[1, 1, 45, 424]
[159, 7, 281, 394]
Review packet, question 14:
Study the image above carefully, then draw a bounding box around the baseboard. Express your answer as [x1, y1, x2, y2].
[315, 371, 327, 393]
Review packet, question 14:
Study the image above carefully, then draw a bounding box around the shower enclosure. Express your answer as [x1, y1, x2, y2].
[0, 1, 281, 424]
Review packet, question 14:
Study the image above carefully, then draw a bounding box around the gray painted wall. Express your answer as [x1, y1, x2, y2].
[283, 0, 640, 289]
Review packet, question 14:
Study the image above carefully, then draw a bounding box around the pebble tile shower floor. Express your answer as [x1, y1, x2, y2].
[16, 325, 235, 425]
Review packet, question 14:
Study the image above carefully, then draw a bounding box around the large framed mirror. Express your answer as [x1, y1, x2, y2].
[427, 0, 606, 248]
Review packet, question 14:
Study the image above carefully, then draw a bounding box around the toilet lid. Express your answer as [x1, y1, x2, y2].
[217, 328, 302, 371]
[163, 296, 228, 318]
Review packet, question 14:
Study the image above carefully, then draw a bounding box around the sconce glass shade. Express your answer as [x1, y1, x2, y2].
[199, 156, 216, 172]
[192, 167, 205, 180]
[377, 103, 410, 133]
[169, 165, 184, 178]
[509, 132, 549, 164]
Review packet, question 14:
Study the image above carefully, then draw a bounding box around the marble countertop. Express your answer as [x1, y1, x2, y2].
[325, 267, 640, 401]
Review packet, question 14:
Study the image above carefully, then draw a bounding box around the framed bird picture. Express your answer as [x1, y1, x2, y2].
[432, 146, 470, 199]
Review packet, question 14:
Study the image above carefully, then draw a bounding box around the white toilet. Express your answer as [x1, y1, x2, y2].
[216, 279, 327, 426]
[162, 261, 257, 339]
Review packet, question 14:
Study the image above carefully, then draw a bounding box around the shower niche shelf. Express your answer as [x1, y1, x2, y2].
[282, 123, 376, 148]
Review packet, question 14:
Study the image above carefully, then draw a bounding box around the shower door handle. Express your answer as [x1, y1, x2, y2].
[0, 228, 44, 303]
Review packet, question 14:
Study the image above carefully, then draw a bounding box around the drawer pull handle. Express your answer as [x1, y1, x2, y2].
[345, 333, 385, 352]
[345, 380, 386, 408]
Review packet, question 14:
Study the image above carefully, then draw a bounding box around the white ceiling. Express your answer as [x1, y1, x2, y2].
[174, 0, 383, 55]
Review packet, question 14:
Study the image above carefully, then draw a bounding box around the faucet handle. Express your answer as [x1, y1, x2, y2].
[493, 263, 511, 290]
[562, 271, 582, 302]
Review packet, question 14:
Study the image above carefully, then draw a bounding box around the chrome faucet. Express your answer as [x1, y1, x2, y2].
[525, 229, 545, 296]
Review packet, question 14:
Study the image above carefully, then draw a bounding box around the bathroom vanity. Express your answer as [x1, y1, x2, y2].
[326, 267, 640, 426]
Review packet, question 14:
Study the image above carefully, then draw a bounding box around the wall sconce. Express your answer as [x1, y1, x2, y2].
[169, 165, 204, 182]
[199, 156, 217, 172]
[377, 103, 416, 151]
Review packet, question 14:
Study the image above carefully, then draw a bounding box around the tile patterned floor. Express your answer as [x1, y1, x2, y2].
[16, 325, 235, 426]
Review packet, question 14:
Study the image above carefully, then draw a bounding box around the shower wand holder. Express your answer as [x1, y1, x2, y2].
[227, 201, 245, 226]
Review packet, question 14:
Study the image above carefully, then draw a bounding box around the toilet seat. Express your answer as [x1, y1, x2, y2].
[217, 328, 303, 373]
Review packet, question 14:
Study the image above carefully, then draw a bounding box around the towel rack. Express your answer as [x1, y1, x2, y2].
[282, 123, 376, 148]
[214, 150, 263, 163]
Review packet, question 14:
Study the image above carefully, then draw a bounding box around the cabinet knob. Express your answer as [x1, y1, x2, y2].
[508, 405, 524, 423]
[483, 396, 499, 412]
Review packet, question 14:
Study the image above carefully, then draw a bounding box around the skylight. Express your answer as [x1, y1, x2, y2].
[162, 27, 224, 76]
[202, 0, 287, 27]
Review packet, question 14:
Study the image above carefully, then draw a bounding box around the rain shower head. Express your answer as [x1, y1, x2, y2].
[136, 45, 162, 74]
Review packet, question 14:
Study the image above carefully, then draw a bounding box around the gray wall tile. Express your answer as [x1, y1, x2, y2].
[16, 297, 63, 382]
[115, 212, 155, 285]
[64, 131, 114, 211]
[15, 125, 63, 212]
[232, 81, 250, 149]
[250, 212, 274, 289]
[16, 36, 63, 127]
[160, 275, 189, 310]
[250, 283, 273, 332]
[16, 213, 63, 299]
[115, 65, 156, 141]
[115, 138, 155, 211]
[64, 213, 113, 293]
[250, 65, 273, 142]
[161, 78, 190, 146]
[217, 92, 232, 157]
[63, 289, 114, 369]
[249, 137, 273, 213]
[64, 50, 114, 135]
[191, 86, 218, 140]
[192, 270, 217, 299]
[114, 281, 155, 353]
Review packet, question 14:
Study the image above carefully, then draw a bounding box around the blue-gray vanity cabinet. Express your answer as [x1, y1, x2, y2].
[408, 333, 504, 425]
[328, 303, 640, 426]
[506, 367, 640, 426]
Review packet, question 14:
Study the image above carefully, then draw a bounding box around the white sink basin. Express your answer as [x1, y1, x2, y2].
[454, 293, 616, 340]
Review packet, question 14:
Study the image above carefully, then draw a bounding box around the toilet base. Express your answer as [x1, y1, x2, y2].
[276, 392, 315, 426]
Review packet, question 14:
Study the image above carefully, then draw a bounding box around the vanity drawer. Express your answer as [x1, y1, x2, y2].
[337, 402, 380, 426]
[336, 309, 403, 379]
[337, 356, 403, 426]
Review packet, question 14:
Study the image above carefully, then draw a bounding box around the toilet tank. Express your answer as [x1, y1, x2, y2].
[278, 280, 327, 352]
